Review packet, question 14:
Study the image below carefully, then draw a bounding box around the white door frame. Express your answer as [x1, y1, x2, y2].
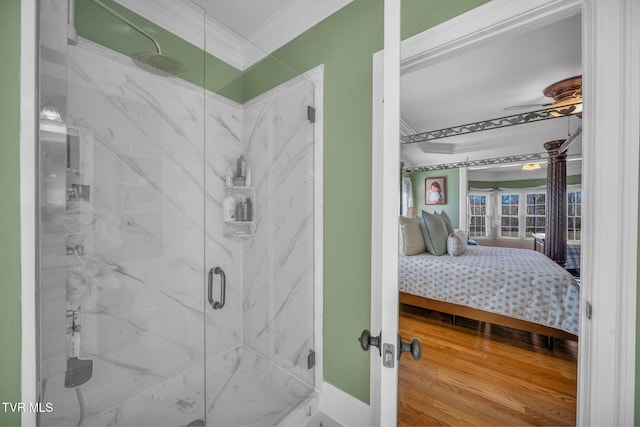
[369, 0, 401, 425]
[371, 0, 640, 425]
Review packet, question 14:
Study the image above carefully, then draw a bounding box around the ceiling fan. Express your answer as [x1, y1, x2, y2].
[504, 75, 583, 115]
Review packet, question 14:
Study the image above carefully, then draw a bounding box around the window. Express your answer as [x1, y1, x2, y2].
[469, 187, 581, 241]
[499, 194, 519, 238]
[497, 191, 546, 239]
[525, 193, 546, 237]
[468, 193, 489, 238]
[401, 177, 414, 217]
[567, 190, 582, 241]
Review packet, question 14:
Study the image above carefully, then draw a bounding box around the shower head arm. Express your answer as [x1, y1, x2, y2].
[91, 0, 162, 54]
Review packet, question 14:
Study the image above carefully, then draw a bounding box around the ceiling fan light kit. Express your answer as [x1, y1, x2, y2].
[544, 75, 583, 117]
[522, 163, 542, 171]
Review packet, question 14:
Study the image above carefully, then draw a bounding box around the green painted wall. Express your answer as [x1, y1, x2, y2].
[0, 1, 22, 425]
[240, 0, 489, 401]
[243, 1, 382, 401]
[469, 174, 582, 189]
[406, 169, 461, 228]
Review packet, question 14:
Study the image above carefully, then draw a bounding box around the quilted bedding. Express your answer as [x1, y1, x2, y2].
[398, 245, 580, 335]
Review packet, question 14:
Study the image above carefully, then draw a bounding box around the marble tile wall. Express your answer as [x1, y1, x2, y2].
[39, 28, 317, 427]
[242, 80, 316, 386]
[40, 38, 243, 425]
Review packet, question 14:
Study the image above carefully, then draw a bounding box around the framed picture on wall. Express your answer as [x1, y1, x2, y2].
[425, 177, 446, 205]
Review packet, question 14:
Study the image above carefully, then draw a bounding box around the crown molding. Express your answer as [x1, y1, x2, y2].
[399, 113, 417, 137]
[114, 0, 352, 71]
[114, 0, 245, 69]
[242, 0, 353, 68]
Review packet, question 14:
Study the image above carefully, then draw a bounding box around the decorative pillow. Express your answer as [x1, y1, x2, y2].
[447, 230, 468, 256]
[454, 229, 469, 241]
[399, 216, 426, 256]
[439, 211, 454, 235]
[419, 211, 449, 256]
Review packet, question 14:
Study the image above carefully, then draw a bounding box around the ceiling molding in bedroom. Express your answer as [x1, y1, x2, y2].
[402, 152, 549, 173]
[400, 113, 418, 137]
[401, 102, 582, 145]
[414, 117, 582, 157]
[114, 0, 352, 70]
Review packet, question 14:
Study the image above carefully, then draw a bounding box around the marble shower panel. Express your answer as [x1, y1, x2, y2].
[39, 24, 318, 424]
[242, 80, 316, 386]
[40, 37, 244, 425]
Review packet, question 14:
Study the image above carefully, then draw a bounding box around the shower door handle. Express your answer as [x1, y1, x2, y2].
[208, 267, 226, 310]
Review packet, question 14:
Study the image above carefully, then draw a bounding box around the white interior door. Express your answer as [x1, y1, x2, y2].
[369, 0, 401, 425]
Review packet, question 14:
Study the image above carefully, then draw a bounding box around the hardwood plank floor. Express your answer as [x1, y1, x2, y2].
[398, 304, 577, 426]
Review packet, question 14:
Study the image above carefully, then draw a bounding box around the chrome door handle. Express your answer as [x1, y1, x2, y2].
[208, 267, 226, 310]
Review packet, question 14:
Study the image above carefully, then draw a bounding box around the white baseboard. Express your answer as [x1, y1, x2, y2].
[319, 382, 369, 427]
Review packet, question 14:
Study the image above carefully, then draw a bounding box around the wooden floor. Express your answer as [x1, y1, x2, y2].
[398, 304, 578, 426]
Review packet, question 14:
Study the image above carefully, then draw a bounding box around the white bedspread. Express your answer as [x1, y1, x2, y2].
[398, 245, 580, 336]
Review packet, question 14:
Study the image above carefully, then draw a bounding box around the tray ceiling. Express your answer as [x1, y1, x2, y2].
[401, 13, 582, 170]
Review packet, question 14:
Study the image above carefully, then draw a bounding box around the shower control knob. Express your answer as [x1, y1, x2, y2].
[358, 329, 382, 356]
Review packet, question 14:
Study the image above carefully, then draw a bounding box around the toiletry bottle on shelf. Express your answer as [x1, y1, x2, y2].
[225, 166, 234, 186]
[245, 197, 253, 221]
[234, 195, 245, 221]
[246, 166, 252, 186]
[223, 190, 236, 222]
[237, 155, 247, 178]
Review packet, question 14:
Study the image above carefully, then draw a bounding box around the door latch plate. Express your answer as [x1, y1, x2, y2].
[382, 343, 395, 368]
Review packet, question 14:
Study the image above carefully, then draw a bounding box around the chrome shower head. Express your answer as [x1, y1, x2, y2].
[132, 52, 186, 77]
[92, 0, 186, 78]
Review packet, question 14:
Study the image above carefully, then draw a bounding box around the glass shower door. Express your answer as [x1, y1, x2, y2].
[37, 1, 208, 425]
[202, 45, 318, 421]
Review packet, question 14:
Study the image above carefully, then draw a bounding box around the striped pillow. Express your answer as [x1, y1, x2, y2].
[447, 230, 468, 256]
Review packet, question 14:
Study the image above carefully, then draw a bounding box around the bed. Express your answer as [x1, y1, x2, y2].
[398, 245, 580, 341]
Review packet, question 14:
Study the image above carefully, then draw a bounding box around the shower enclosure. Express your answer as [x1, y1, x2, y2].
[36, 1, 320, 425]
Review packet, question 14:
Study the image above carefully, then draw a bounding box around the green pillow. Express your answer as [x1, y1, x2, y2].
[419, 210, 449, 256]
[439, 210, 454, 235]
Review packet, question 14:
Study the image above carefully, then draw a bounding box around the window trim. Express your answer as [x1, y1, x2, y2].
[567, 187, 582, 242]
[469, 186, 583, 241]
[467, 191, 491, 239]
[497, 192, 523, 239]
